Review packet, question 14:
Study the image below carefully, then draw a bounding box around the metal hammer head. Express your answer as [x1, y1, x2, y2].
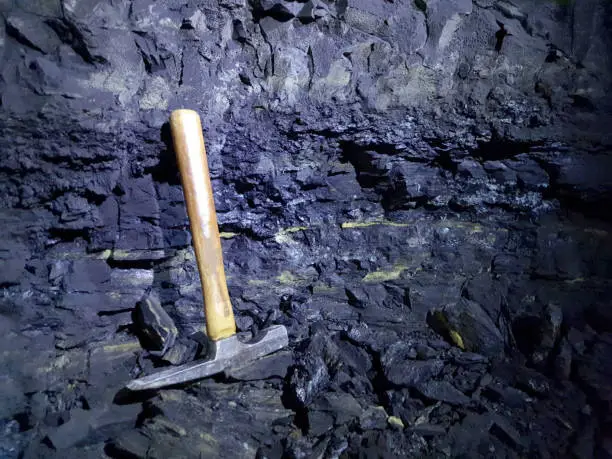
[126, 325, 288, 391]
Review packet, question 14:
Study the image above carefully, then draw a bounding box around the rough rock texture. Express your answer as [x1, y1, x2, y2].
[1, 0, 612, 457]
[132, 291, 178, 355]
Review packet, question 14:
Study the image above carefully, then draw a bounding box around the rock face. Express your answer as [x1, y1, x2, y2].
[0, 0, 612, 458]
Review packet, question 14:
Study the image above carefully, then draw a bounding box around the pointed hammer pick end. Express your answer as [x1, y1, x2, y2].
[125, 325, 289, 391]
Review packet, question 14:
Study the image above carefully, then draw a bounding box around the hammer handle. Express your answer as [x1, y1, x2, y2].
[170, 110, 236, 341]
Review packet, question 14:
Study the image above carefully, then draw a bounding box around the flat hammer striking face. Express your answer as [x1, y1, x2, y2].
[126, 110, 288, 391]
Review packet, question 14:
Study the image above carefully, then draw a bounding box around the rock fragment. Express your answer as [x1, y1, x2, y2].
[409, 424, 447, 438]
[63, 259, 111, 293]
[0, 253, 26, 286]
[387, 416, 404, 430]
[482, 382, 530, 408]
[386, 389, 424, 426]
[554, 337, 573, 380]
[310, 392, 362, 427]
[381, 349, 444, 388]
[160, 337, 199, 366]
[106, 430, 150, 459]
[586, 300, 612, 332]
[225, 349, 293, 380]
[571, 419, 596, 459]
[414, 380, 470, 406]
[5, 13, 59, 54]
[297, 0, 328, 23]
[285, 332, 337, 408]
[345, 324, 399, 353]
[132, 293, 178, 356]
[489, 414, 525, 450]
[574, 335, 612, 410]
[359, 406, 388, 431]
[86, 340, 140, 406]
[531, 303, 563, 366]
[345, 284, 387, 309]
[427, 298, 506, 358]
[45, 405, 141, 449]
[308, 410, 335, 436]
[513, 303, 564, 367]
[387, 163, 448, 209]
[513, 367, 550, 397]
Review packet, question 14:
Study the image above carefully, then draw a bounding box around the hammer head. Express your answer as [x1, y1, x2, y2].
[126, 325, 288, 391]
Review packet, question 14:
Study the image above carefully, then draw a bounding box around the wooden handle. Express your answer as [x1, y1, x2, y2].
[170, 109, 236, 341]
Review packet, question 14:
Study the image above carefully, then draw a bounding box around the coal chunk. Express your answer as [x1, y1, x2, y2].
[549, 153, 612, 210]
[414, 380, 470, 405]
[571, 419, 596, 459]
[345, 324, 399, 353]
[310, 392, 362, 427]
[531, 303, 563, 366]
[461, 273, 504, 321]
[232, 19, 248, 43]
[489, 414, 525, 450]
[358, 405, 388, 431]
[574, 335, 612, 407]
[297, 0, 329, 23]
[63, 259, 111, 293]
[5, 12, 60, 54]
[586, 300, 612, 332]
[132, 293, 178, 356]
[427, 298, 505, 358]
[457, 159, 487, 181]
[51, 193, 100, 230]
[160, 336, 200, 366]
[484, 161, 517, 184]
[285, 332, 338, 408]
[533, 228, 584, 280]
[513, 367, 550, 397]
[482, 382, 530, 408]
[345, 284, 387, 309]
[281, 435, 315, 458]
[444, 413, 504, 457]
[254, 1, 298, 21]
[386, 389, 425, 425]
[286, 357, 330, 409]
[554, 337, 573, 380]
[502, 156, 549, 191]
[308, 410, 335, 436]
[226, 349, 293, 381]
[86, 340, 140, 407]
[513, 303, 563, 367]
[45, 405, 141, 449]
[0, 255, 26, 286]
[386, 163, 447, 209]
[106, 430, 150, 459]
[410, 424, 447, 437]
[381, 343, 444, 387]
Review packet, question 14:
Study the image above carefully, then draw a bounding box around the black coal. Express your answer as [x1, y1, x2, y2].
[1, 0, 612, 458]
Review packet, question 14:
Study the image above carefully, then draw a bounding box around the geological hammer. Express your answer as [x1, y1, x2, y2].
[126, 110, 288, 391]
